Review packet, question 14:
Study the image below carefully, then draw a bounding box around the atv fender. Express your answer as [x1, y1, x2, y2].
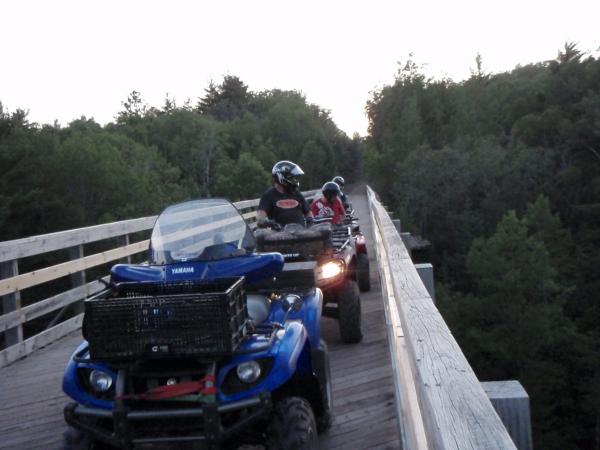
[62, 341, 115, 410]
[216, 321, 310, 403]
[269, 288, 322, 348]
[355, 234, 367, 254]
[111, 253, 285, 285]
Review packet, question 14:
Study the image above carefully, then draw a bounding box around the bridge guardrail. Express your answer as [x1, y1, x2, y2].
[367, 186, 517, 450]
[0, 190, 318, 367]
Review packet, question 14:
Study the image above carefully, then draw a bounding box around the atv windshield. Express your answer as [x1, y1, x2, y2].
[149, 199, 256, 265]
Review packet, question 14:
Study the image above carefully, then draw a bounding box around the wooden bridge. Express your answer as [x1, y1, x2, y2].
[0, 186, 525, 449]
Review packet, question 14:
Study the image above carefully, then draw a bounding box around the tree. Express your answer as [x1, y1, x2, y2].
[197, 76, 251, 121]
[215, 152, 270, 201]
[117, 91, 147, 122]
[450, 206, 593, 449]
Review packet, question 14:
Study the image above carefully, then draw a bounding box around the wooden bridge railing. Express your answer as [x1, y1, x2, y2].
[366, 186, 517, 450]
[0, 191, 318, 368]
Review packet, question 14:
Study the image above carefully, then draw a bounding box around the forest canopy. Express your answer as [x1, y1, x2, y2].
[0, 77, 362, 240]
[365, 43, 600, 450]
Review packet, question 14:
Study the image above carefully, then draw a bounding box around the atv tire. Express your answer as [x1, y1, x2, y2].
[337, 280, 362, 343]
[316, 339, 332, 433]
[267, 397, 318, 450]
[356, 253, 371, 292]
[316, 410, 332, 433]
[63, 427, 109, 450]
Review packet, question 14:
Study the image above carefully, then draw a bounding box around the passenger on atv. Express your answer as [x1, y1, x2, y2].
[332, 176, 351, 212]
[257, 160, 313, 229]
[311, 181, 346, 225]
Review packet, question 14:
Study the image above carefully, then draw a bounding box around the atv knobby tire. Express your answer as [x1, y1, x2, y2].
[337, 280, 362, 343]
[267, 397, 318, 450]
[356, 253, 371, 292]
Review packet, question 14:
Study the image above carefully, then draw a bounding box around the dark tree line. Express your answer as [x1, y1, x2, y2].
[0, 76, 362, 241]
[365, 44, 600, 450]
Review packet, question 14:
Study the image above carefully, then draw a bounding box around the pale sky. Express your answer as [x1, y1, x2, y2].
[2, 0, 598, 136]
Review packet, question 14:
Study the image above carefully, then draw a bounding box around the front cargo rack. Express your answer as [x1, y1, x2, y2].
[83, 277, 249, 361]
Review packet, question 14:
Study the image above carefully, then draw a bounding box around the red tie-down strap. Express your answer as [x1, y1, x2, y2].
[116, 375, 216, 401]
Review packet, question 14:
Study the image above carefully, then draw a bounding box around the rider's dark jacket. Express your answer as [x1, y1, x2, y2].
[258, 187, 310, 226]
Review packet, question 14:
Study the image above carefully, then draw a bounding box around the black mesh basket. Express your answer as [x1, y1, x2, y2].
[84, 277, 248, 361]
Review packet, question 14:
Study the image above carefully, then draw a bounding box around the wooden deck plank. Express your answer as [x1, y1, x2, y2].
[0, 188, 401, 450]
[318, 185, 400, 449]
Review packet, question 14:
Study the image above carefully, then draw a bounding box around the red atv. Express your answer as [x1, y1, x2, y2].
[255, 219, 363, 343]
[343, 208, 371, 292]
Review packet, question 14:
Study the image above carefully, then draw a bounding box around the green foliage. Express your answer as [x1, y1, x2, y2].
[443, 204, 593, 450]
[0, 114, 187, 239]
[215, 152, 270, 201]
[197, 76, 250, 121]
[0, 76, 359, 241]
[368, 46, 600, 449]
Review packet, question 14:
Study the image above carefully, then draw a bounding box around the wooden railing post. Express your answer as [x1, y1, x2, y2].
[482, 381, 533, 450]
[0, 260, 23, 346]
[68, 245, 86, 315]
[414, 263, 435, 302]
[120, 234, 132, 264]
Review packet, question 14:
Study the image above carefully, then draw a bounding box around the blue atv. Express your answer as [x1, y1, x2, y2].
[62, 199, 332, 449]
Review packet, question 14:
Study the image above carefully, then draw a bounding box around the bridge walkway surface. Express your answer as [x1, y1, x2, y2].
[0, 187, 400, 450]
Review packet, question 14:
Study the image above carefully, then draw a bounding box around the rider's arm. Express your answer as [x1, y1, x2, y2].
[257, 190, 273, 228]
[300, 193, 313, 218]
[337, 197, 346, 216]
[334, 197, 346, 224]
[310, 200, 320, 217]
[256, 210, 270, 228]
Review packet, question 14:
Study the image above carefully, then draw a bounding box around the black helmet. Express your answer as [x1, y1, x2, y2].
[332, 176, 345, 188]
[272, 160, 304, 192]
[322, 181, 341, 203]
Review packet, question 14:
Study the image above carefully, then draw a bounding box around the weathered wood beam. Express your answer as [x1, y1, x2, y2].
[371, 201, 429, 450]
[0, 277, 108, 332]
[367, 186, 516, 450]
[0, 313, 84, 368]
[0, 240, 149, 297]
[0, 217, 156, 263]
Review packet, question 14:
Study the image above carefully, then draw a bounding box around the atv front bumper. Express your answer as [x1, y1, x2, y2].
[64, 392, 271, 448]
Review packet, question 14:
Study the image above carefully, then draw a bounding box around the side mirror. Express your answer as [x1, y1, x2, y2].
[282, 294, 303, 313]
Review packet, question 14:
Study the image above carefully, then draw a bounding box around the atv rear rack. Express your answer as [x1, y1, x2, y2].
[331, 226, 352, 251]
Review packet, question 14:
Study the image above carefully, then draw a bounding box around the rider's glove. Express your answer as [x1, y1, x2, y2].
[259, 218, 282, 231]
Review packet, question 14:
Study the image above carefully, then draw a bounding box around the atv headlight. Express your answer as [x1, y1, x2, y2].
[89, 369, 113, 392]
[221, 358, 274, 395]
[320, 260, 344, 280]
[236, 361, 262, 384]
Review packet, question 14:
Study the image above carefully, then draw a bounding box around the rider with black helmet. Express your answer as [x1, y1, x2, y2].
[257, 161, 313, 228]
[332, 176, 344, 187]
[311, 181, 346, 225]
[332, 176, 350, 210]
